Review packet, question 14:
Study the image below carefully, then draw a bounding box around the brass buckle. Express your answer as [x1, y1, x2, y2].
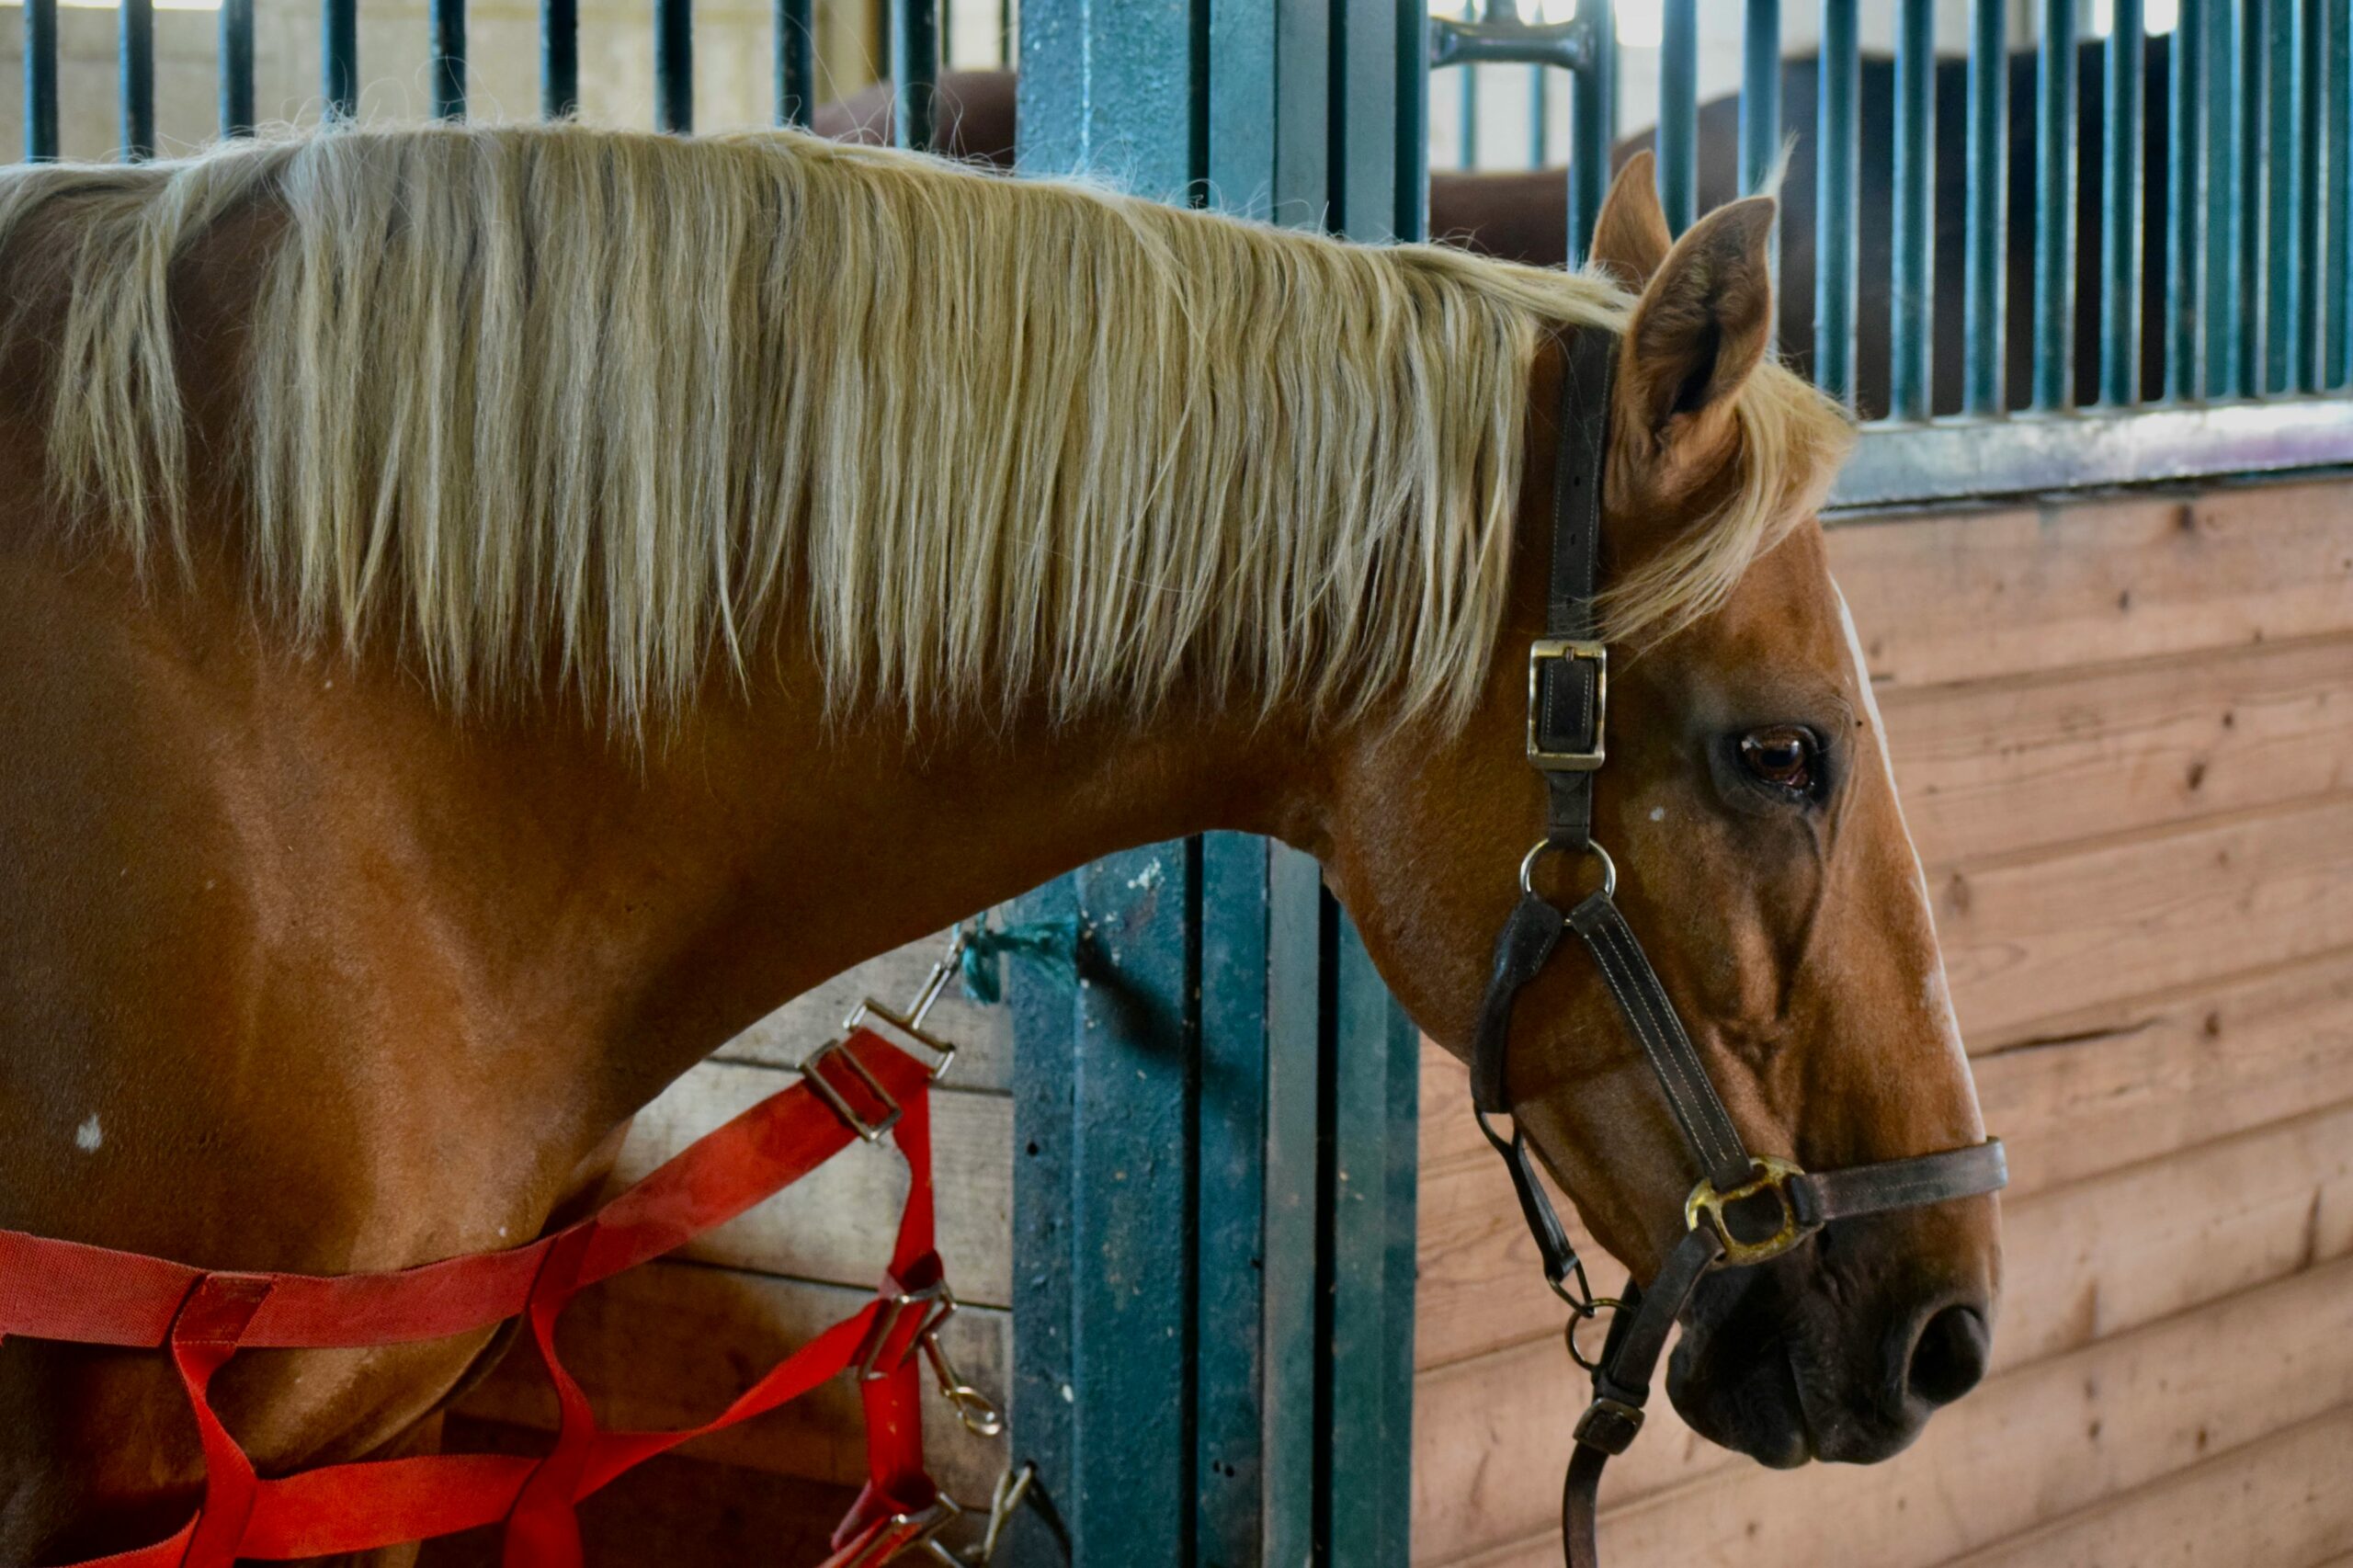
[801, 1036, 903, 1142]
[1527, 639, 1608, 771]
[1685, 1155, 1810, 1267]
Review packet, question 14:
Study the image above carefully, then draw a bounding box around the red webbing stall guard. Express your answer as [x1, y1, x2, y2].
[0, 1026, 977, 1568]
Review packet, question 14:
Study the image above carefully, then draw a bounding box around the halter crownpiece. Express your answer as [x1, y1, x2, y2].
[1465, 326, 2008, 1568]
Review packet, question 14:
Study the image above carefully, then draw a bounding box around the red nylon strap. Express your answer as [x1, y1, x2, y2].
[0, 1027, 957, 1568]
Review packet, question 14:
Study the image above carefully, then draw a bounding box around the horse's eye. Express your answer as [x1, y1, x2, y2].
[1738, 725, 1819, 797]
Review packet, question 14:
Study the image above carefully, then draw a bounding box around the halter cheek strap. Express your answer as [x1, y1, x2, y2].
[1466, 325, 2009, 1568]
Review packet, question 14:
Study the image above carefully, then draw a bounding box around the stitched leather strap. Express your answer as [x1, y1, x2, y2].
[1538, 329, 1616, 850]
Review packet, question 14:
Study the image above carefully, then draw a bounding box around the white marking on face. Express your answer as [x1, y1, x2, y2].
[1648, 806, 1665, 823]
[74, 1113, 103, 1153]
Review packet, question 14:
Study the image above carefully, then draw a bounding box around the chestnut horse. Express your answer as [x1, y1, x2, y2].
[0, 128, 1998, 1563]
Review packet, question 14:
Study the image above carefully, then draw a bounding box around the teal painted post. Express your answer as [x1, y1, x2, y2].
[1567, 0, 1614, 263]
[2235, 0, 2262, 395]
[2031, 0, 2077, 410]
[1816, 0, 1859, 405]
[322, 0, 358, 120]
[1890, 0, 1935, 421]
[892, 0, 939, 152]
[2206, 0, 2245, 397]
[2099, 0, 2143, 405]
[119, 0, 154, 159]
[2331, 0, 2352, 389]
[1335, 0, 1401, 240]
[2295, 0, 2325, 390]
[2168, 0, 2205, 401]
[2263, 0, 2302, 393]
[1963, 0, 2008, 415]
[1659, 0, 1699, 233]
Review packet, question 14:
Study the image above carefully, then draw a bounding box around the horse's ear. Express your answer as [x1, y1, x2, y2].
[1619, 195, 1776, 448]
[1589, 153, 1672, 287]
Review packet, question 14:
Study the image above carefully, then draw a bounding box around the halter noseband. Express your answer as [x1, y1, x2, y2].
[1469, 326, 2008, 1568]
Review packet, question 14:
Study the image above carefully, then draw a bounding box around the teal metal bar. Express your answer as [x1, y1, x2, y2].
[655, 0, 692, 132]
[2263, 0, 2301, 392]
[1740, 0, 1780, 287]
[220, 0, 256, 136]
[2168, 0, 2205, 401]
[2235, 0, 2261, 394]
[1260, 848, 1323, 1568]
[540, 0, 578, 119]
[2099, 0, 2143, 405]
[1815, 0, 1859, 405]
[1567, 0, 1614, 263]
[1963, 0, 2007, 415]
[1334, 0, 1401, 240]
[1660, 0, 1699, 233]
[322, 0, 358, 121]
[776, 0, 815, 126]
[430, 0, 468, 120]
[2205, 0, 2244, 396]
[1400, 0, 1431, 240]
[1891, 0, 1935, 421]
[1529, 65, 1550, 168]
[892, 0, 939, 151]
[2030, 0, 2077, 410]
[2333, 0, 2352, 388]
[23, 0, 58, 161]
[119, 0, 153, 160]
[1460, 62, 1481, 169]
[2295, 0, 2325, 390]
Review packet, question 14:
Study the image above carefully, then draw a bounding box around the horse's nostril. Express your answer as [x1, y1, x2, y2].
[1907, 1303, 1991, 1407]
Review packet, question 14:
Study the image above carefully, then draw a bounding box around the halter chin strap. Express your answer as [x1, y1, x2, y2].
[1466, 326, 2009, 1568]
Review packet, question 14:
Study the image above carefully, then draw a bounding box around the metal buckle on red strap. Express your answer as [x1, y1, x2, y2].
[857, 1281, 1005, 1437]
[843, 928, 969, 1084]
[833, 1494, 967, 1568]
[801, 1036, 904, 1142]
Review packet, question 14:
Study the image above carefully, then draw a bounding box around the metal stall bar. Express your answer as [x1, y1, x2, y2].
[1569, 1, 1613, 264]
[120, 0, 154, 161]
[1460, 64, 1480, 168]
[1529, 66, 1549, 167]
[2235, 0, 2261, 393]
[2263, 0, 2302, 393]
[1740, 0, 1780, 284]
[2031, 0, 2076, 410]
[776, 0, 816, 127]
[2167, 0, 2205, 401]
[2206, 0, 2244, 396]
[542, 0, 579, 118]
[1816, 0, 1859, 407]
[323, 0, 358, 121]
[1963, 0, 2007, 415]
[1890, 0, 1935, 421]
[431, 0, 468, 120]
[221, 0, 256, 137]
[1659, 0, 1699, 233]
[22, 0, 58, 161]
[892, 0, 939, 152]
[655, 0, 692, 132]
[2099, 0, 2143, 405]
[2333, 0, 2352, 389]
[2296, 0, 2325, 390]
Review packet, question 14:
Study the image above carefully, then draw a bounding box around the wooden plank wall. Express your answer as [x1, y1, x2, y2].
[1410, 477, 2353, 1567]
[431, 932, 1020, 1564]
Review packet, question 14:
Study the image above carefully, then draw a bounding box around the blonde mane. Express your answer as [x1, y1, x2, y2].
[0, 122, 1849, 733]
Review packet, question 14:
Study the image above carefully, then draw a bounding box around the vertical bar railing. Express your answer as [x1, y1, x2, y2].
[2099, 0, 2143, 405]
[2296, 0, 2325, 390]
[778, 0, 817, 128]
[323, 0, 358, 121]
[892, 0, 939, 151]
[1658, 0, 1698, 233]
[1963, 0, 2007, 415]
[1528, 66, 1548, 167]
[2235, 0, 2261, 393]
[221, 0, 256, 138]
[120, 0, 155, 160]
[2331, 0, 2352, 389]
[2030, 0, 2076, 411]
[1815, 0, 1859, 407]
[2263, 0, 2301, 393]
[431, 0, 469, 121]
[23, 0, 59, 161]
[1567, 1, 1612, 263]
[2206, 0, 2244, 396]
[655, 0, 693, 133]
[542, 0, 579, 118]
[1890, 0, 1934, 421]
[2167, 0, 2205, 402]
[1460, 64, 1480, 167]
[1739, 0, 1779, 285]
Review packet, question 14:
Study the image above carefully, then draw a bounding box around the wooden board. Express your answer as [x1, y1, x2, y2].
[610, 1060, 1015, 1305]
[1936, 793, 2353, 1048]
[1426, 1256, 2353, 1566]
[1941, 1404, 2353, 1568]
[714, 927, 1015, 1092]
[452, 1259, 1012, 1503]
[1825, 482, 2353, 690]
[1881, 632, 2353, 868]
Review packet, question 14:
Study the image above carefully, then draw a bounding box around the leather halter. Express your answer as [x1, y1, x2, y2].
[1470, 326, 2009, 1568]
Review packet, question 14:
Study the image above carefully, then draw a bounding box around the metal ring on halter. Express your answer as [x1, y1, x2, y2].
[1518, 837, 1617, 903]
[1563, 1293, 1627, 1372]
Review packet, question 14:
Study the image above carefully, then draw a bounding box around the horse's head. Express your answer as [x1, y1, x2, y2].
[1318, 158, 2000, 1469]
